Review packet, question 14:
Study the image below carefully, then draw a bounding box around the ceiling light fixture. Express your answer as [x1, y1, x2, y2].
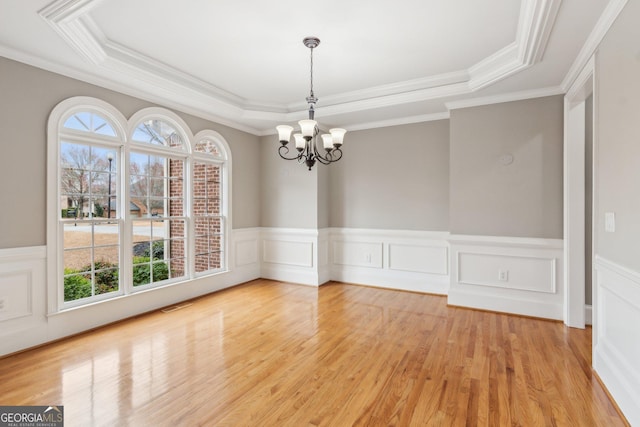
[276, 37, 346, 171]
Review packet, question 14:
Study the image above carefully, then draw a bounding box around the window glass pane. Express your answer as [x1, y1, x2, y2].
[130, 177, 148, 199]
[63, 220, 120, 301]
[64, 248, 92, 274]
[131, 217, 179, 286]
[92, 172, 110, 198]
[194, 139, 222, 157]
[63, 272, 92, 302]
[150, 178, 165, 198]
[168, 199, 183, 216]
[168, 220, 185, 238]
[149, 156, 165, 177]
[130, 152, 148, 177]
[132, 120, 184, 150]
[132, 220, 152, 243]
[63, 112, 117, 137]
[151, 260, 169, 283]
[130, 153, 182, 221]
[61, 143, 118, 220]
[94, 244, 119, 266]
[132, 258, 151, 286]
[95, 266, 119, 295]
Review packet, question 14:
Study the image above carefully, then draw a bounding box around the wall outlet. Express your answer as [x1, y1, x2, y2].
[0, 297, 6, 313]
[365, 253, 372, 263]
[605, 212, 616, 232]
[498, 270, 509, 282]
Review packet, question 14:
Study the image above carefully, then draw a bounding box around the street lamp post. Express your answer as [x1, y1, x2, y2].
[107, 152, 114, 219]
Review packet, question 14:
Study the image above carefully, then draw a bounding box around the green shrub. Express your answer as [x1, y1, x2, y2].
[132, 240, 164, 259]
[150, 241, 164, 260]
[64, 269, 91, 301]
[132, 256, 169, 286]
[94, 260, 119, 295]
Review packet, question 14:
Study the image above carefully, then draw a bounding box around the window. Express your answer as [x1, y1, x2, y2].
[130, 119, 187, 287]
[192, 135, 227, 275]
[48, 98, 231, 312]
[58, 116, 121, 306]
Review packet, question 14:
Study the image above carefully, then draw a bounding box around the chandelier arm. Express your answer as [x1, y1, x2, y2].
[314, 147, 342, 165]
[328, 147, 343, 162]
[311, 138, 338, 165]
[278, 144, 303, 161]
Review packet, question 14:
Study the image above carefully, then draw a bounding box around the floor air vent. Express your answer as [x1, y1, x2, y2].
[161, 302, 193, 313]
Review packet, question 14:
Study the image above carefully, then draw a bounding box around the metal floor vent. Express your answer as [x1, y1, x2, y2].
[161, 302, 193, 313]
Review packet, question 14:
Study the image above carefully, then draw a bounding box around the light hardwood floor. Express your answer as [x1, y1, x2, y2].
[0, 280, 628, 426]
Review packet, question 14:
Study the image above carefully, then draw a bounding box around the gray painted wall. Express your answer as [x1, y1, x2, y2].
[596, 0, 640, 272]
[259, 135, 319, 228]
[317, 162, 330, 229]
[0, 57, 261, 249]
[449, 96, 564, 238]
[329, 121, 450, 231]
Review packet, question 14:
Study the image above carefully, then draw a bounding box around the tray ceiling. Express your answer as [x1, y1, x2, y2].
[0, 0, 612, 134]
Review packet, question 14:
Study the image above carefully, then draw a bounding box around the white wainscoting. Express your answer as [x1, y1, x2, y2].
[330, 229, 450, 294]
[0, 246, 48, 355]
[448, 235, 564, 320]
[260, 228, 326, 286]
[230, 227, 261, 283]
[1, 229, 262, 356]
[593, 256, 640, 426]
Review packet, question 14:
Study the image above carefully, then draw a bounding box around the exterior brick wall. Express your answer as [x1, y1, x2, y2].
[168, 158, 185, 276]
[193, 162, 222, 272]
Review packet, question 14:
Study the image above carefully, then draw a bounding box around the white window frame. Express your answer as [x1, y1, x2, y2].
[47, 98, 231, 314]
[127, 109, 192, 292]
[191, 130, 231, 277]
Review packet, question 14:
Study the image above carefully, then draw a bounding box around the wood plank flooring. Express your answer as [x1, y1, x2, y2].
[0, 280, 628, 426]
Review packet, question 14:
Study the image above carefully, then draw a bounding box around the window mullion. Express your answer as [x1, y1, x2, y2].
[122, 143, 133, 295]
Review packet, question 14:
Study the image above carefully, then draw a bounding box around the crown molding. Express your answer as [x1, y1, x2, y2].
[38, 0, 97, 22]
[468, 43, 524, 90]
[286, 70, 470, 111]
[343, 112, 450, 132]
[0, 43, 264, 136]
[561, 0, 629, 92]
[445, 86, 564, 110]
[516, 0, 562, 65]
[565, 56, 594, 106]
[39, 0, 107, 64]
[35, 0, 560, 130]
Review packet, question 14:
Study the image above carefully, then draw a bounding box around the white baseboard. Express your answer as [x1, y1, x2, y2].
[585, 304, 592, 325]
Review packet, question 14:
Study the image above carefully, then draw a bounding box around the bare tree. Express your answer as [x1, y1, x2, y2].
[61, 144, 109, 218]
[129, 156, 166, 215]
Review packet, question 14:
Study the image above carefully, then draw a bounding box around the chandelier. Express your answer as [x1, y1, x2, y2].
[276, 37, 346, 171]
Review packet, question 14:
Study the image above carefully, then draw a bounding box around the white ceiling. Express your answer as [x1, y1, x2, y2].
[0, 0, 611, 135]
